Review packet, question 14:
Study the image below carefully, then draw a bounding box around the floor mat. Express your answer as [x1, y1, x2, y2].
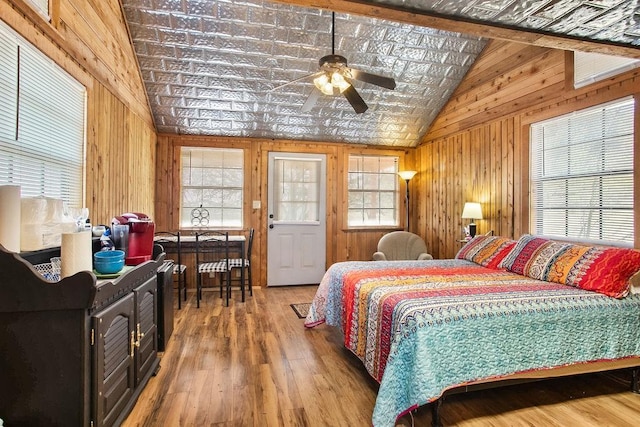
[290, 303, 311, 319]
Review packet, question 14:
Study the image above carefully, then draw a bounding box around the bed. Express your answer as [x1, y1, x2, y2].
[304, 234, 640, 426]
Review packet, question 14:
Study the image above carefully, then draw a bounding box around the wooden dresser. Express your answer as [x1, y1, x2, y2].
[0, 245, 164, 427]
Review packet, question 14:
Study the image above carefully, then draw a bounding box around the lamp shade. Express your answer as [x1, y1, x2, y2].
[398, 170, 417, 181]
[461, 202, 483, 220]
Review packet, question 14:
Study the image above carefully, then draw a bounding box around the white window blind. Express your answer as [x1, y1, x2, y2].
[0, 27, 17, 141]
[26, 0, 49, 18]
[347, 155, 399, 227]
[574, 51, 640, 89]
[0, 21, 86, 207]
[530, 97, 634, 245]
[180, 147, 243, 228]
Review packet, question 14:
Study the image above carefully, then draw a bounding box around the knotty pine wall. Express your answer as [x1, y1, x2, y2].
[86, 83, 157, 225]
[415, 40, 640, 259]
[2, 0, 156, 226]
[155, 135, 411, 288]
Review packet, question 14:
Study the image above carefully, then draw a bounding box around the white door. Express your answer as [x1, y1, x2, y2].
[267, 152, 326, 286]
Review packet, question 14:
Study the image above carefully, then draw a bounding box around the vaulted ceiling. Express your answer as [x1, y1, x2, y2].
[121, 0, 640, 147]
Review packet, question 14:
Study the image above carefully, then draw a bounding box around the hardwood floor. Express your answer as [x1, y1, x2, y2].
[123, 286, 640, 426]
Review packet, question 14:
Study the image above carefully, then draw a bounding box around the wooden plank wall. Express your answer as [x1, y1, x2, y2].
[416, 39, 640, 260]
[86, 83, 157, 226]
[155, 135, 410, 288]
[1, 0, 157, 226]
[1, 0, 152, 126]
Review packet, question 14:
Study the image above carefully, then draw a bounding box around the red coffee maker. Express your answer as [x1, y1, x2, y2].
[112, 212, 155, 265]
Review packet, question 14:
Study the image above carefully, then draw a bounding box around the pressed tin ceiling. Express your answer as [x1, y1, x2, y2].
[121, 0, 640, 147]
[373, 0, 640, 47]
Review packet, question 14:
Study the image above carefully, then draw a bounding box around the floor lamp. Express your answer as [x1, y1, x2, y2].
[398, 170, 417, 232]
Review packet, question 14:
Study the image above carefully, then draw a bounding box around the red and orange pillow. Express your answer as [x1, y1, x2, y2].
[455, 235, 517, 269]
[499, 234, 640, 298]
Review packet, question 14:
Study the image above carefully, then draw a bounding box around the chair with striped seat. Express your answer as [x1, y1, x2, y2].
[195, 231, 231, 307]
[154, 231, 188, 309]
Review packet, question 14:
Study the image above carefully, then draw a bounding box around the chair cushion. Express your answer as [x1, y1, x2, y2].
[165, 259, 187, 275]
[227, 258, 249, 268]
[198, 261, 229, 273]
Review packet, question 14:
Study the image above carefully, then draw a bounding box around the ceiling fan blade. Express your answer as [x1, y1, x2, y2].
[348, 68, 396, 90]
[343, 85, 368, 114]
[301, 89, 321, 112]
[269, 71, 323, 92]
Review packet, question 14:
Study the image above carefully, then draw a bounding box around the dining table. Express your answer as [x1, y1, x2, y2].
[153, 233, 247, 305]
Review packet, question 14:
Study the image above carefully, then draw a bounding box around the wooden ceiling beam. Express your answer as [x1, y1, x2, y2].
[276, 0, 640, 59]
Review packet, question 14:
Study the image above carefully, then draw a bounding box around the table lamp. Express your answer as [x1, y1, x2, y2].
[461, 202, 483, 237]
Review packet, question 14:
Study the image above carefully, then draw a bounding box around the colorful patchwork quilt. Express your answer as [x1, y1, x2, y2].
[304, 259, 640, 427]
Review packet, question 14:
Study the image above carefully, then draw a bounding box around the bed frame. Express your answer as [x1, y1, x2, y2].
[429, 358, 640, 426]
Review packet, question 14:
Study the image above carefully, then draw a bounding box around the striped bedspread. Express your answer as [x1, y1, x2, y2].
[304, 259, 640, 427]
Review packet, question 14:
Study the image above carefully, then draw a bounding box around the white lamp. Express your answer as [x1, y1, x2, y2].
[461, 202, 483, 237]
[398, 171, 417, 232]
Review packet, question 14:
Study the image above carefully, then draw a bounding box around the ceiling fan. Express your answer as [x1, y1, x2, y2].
[271, 12, 396, 114]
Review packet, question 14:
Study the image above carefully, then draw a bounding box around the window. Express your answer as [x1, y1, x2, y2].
[347, 155, 399, 227]
[530, 97, 634, 245]
[0, 20, 86, 208]
[27, 0, 49, 18]
[573, 51, 640, 89]
[180, 147, 243, 228]
[272, 157, 321, 222]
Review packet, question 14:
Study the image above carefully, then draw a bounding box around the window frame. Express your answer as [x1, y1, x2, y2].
[345, 152, 403, 229]
[572, 51, 640, 90]
[26, 0, 50, 20]
[528, 96, 635, 247]
[0, 19, 86, 209]
[178, 146, 245, 230]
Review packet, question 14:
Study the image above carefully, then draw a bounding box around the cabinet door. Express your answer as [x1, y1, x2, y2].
[134, 276, 158, 384]
[92, 293, 135, 427]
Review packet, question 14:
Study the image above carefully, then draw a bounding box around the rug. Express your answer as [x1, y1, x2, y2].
[290, 303, 311, 319]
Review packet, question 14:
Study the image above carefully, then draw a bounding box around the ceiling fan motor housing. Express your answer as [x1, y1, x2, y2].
[319, 54, 348, 69]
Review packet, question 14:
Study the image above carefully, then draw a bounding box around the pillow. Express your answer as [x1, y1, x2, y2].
[500, 234, 640, 298]
[565, 247, 640, 298]
[455, 235, 517, 269]
[498, 234, 550, 275]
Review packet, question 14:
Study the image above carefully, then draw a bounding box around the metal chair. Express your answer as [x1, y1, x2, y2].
[226, 228, 254, 298]
[154, 231, 188, 309]
[195, 231, 231, 307]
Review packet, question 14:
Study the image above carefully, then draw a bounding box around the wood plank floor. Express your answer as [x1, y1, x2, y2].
[123, 286, 640, 426]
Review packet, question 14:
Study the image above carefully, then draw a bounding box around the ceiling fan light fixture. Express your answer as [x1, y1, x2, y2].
[313, 73, 332, 95]
[331, 71, 350, 93]
[313, 71, 351, 95]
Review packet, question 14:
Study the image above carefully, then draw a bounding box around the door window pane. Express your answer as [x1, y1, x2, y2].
[273, 158, 320, 222]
